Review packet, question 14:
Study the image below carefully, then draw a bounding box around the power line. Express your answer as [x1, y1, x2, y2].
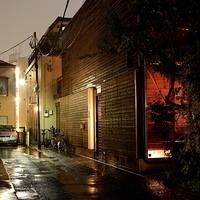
[59, 24, 83, 55]
[58, 0, 70, 36]
[48, 0, 70, 55]
[2, 0, 70, 58]
[34, 0, 70, 57]
[0, 35, 33, 56]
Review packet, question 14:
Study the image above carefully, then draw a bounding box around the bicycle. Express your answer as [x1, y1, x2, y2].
[49, 130, 66, 152]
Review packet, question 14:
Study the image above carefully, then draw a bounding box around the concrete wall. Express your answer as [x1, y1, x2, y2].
[39, 56, 62, 130]
[26, 56, 62, 133]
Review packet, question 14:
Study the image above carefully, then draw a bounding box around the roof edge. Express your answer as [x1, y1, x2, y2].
[0, 60, 16, 67]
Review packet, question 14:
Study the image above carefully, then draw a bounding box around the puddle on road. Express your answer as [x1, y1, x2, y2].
[13, 167, 24, 174]
[16, 190, 39, 200]
[11, 179, 23, 187]
[0, 146, 44, 160]
[147, 178, 174, 199]
[55, 168, 103, 198]
[0, 180, 16, 200]
[0, 189, 17, 200]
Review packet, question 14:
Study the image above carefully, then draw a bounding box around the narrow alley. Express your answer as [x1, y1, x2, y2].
[0, 146, 162, 200]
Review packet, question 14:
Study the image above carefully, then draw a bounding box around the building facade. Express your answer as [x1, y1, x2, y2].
[26, 56, 62, 132]
[9, 56, 28, 131]
[0, 60, 16, 126]
[59, 0, 138, 169]
[59, 0, 185, 170]
[26, 17, 70, 142]
[25, 0, 185, 171]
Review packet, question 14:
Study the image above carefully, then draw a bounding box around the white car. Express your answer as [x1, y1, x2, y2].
[0, 125, 18, 144]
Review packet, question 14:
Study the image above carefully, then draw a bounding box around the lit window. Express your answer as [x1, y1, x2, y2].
[146, 66, 185, 158]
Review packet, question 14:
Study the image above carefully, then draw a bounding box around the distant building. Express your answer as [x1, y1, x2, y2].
[9, 57, 28, 131]
[0, 60, 16, 126]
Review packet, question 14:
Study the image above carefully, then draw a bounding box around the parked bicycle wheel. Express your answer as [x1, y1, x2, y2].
[58, 138, 67, 153]
[50, 137, 57, 149]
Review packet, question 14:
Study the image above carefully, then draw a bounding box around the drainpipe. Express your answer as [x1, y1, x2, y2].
[135, 8, 146, 160]
[34, 32, 41, 150]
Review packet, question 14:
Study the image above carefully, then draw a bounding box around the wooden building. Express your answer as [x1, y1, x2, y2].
[58, 0, 143, 170]
[58, 0, 185, 171]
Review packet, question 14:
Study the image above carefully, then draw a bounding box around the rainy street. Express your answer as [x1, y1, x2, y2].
[0, 146, 162, 200]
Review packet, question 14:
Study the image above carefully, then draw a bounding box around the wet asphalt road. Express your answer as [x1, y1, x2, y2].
[0, 146, 168, 200]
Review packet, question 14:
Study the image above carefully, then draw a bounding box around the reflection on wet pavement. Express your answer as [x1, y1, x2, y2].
[147, 178, 174, 199]
[16, 189, 39, 200]
[0, 146, 173, 200]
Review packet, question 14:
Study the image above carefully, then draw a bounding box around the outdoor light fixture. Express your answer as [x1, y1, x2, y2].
[34, 105, 41, 112]
[88, 87, 96, 150]
[34, 106, 39, 112]
[96, 85, 101, 94]
[19, 79, 26, 86]
[87, 83, 96, 88]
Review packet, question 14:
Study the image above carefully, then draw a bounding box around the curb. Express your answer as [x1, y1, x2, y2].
[0, 159, 9, 180]
[0, 159, 18, 199]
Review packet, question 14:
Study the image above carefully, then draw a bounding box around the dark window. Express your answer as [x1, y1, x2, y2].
[145, 66, 185, 158]
[56, 76, 63, 97]
[0, 77, 8, 96]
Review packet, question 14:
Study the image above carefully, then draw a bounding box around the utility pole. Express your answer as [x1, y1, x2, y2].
[34, 32, 41, 150]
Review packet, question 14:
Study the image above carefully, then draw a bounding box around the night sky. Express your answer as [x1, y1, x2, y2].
[0, 0, 84, 62]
